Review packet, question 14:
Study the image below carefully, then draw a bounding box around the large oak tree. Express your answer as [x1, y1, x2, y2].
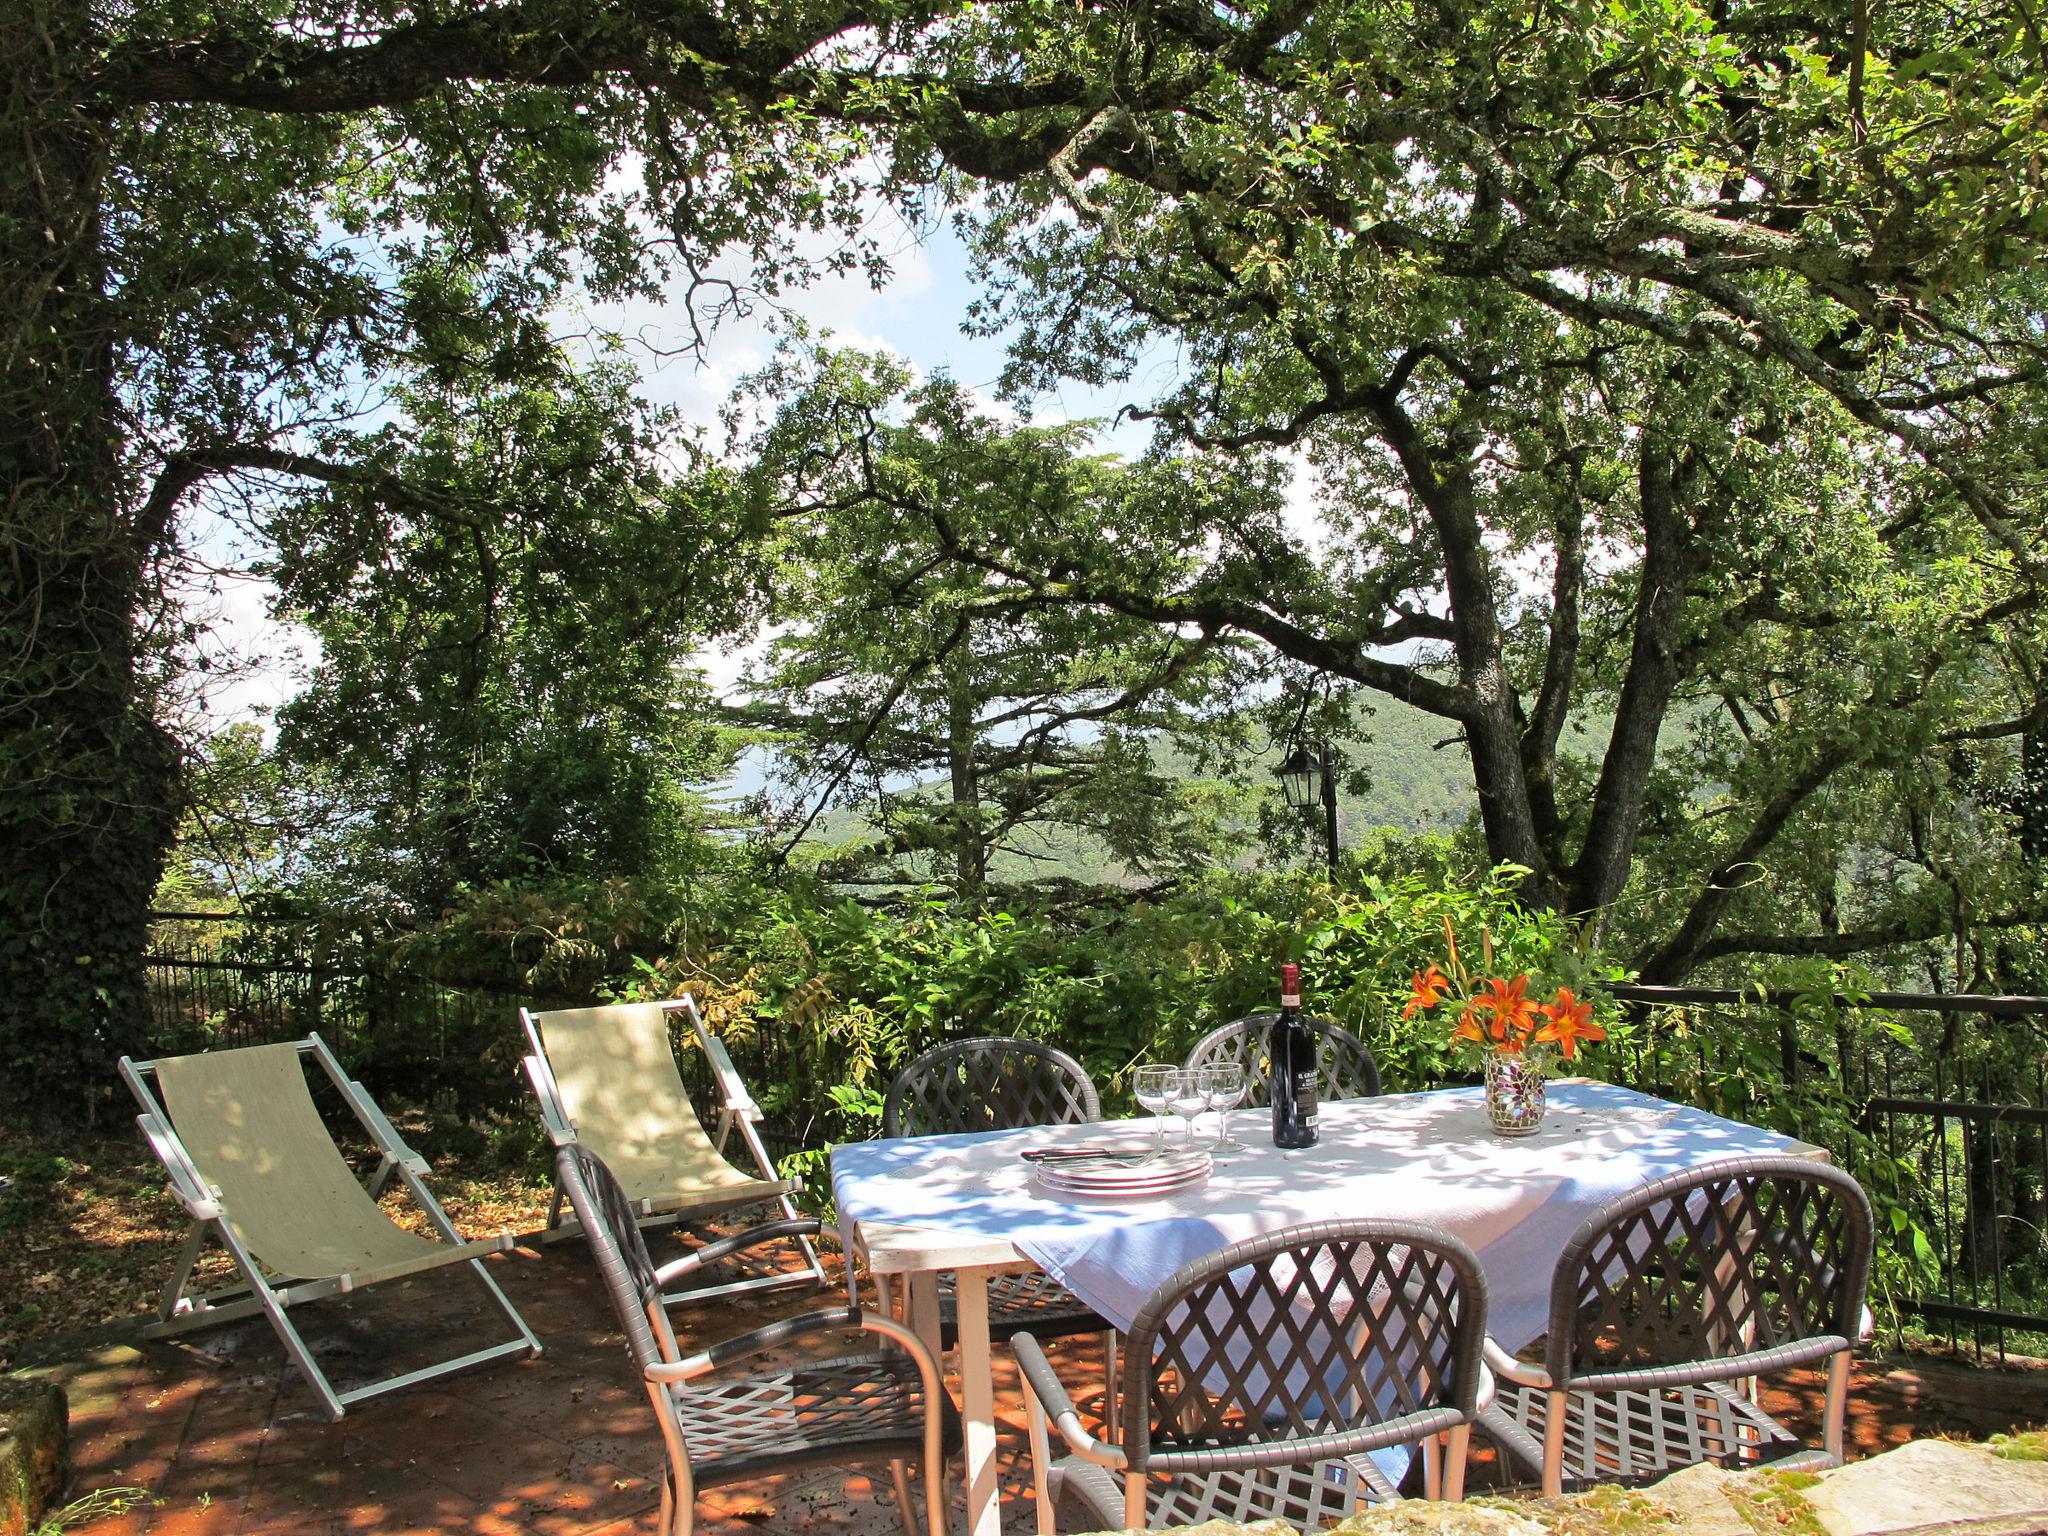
[4, 0, 2043, 1114]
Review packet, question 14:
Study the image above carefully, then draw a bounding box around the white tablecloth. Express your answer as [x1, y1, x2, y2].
[831, 1080, 1802, 1355]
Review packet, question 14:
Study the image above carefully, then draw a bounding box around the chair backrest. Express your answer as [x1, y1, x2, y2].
[1183, 1014, 1381, 1108]
[525, 1002, 735, 1185]
[882, 1037, 1101, 1138]
[1119, 1219, 1487, 1477]
[554, 1142, 682, 1372]
[147, 1040, 433, 1280]
[1544, 1156, 1874, 1392]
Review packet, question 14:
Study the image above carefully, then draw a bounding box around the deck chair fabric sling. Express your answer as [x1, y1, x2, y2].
[521, 997, 827, 1305]
[120, 1035, 541, 1420]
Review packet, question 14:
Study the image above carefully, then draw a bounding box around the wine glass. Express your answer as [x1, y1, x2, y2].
[1167, 1067, 1209, 1148]
[1205, 1061, 1248, 1152]
[1133, 1064, 1176, 1156]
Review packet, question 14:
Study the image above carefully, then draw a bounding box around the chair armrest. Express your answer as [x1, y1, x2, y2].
[698, 1033, 763, 1122]
[136, 1113, 221, 1223]
[646, 1306, 943, 1385]
[348, 1083, 431, 1175]
[522, 1055, 578, 1147]
[1011, 1332, 1127, 1470]
[653, 1218, 831, 1287]
[1483, 1336, 1552, 1389]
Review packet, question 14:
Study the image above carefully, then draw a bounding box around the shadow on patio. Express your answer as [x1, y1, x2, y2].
[47, 1237, 2048, 1536]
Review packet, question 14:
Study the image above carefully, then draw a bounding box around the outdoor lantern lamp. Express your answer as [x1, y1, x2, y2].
[1278, 744, 1319, 814]
[1276, 738, 1340, 877]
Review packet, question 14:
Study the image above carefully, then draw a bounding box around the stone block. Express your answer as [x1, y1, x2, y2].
[0, 1371, 69, 1536]
[1804, 1438, 2048, 1536]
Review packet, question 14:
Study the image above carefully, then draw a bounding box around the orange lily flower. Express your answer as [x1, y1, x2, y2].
[1451, 1000, 1488, 1044]
[1479, 975, 1537, 1044]
[1403, 964, 1450, 1019]
[1534, 987, 1607, 1059]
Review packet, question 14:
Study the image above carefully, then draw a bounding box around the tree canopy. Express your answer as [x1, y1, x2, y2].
[3, 0, 2046, 1117]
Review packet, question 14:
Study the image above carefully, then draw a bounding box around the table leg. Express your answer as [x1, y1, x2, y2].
[907, 1272, 943, 1359]
[954, 1265, 1001, 1536]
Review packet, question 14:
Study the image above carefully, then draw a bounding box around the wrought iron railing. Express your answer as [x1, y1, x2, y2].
[142, 913, 529, 1110]
[1606, 982, 2048, 1364]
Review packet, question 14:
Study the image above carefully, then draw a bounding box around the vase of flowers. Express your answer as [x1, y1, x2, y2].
[1402, 921, 1607, 1138]
[1482, 1042, 1548, 1136]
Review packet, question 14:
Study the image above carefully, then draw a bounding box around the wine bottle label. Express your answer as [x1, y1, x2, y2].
[1295, 1071, 1318, 1122]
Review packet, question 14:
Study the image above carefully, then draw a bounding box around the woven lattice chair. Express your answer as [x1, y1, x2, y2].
[1183, 1014, 1382, 1107]
[1013, 1219, 1490, 1534]
[556, 1144, 959, 1536]
[882, 1037, 1103, 1138]
[878, 1037, 1114, 1361]
[1478, 1156, 1874, 1497]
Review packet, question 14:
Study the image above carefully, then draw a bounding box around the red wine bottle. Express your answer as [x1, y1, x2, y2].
[1269, 962, 1320, 1148]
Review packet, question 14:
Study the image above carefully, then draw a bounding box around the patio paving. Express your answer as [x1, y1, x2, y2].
[42, 1234, 2048, 1536]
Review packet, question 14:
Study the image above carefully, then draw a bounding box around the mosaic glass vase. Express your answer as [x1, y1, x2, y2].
[1484, 1050, 1547, 1137]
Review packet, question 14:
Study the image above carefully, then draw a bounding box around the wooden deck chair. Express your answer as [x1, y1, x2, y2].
[520, 996, 827, 1306]
[119, 1034, 542, 1420]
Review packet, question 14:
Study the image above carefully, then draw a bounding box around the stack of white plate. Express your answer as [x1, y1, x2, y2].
[1028, 1146, 1212, 1200]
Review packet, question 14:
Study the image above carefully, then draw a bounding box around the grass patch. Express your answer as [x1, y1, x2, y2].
[29, 1487, 158, 1536]
[1725, 1469, 1826, 1535]
[1989, 1429, 2048, 1461]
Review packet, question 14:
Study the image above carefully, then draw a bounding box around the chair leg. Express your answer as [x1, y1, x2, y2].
[1821, 1350, 1850, 1464]
[889, 1460, 919, 1536]
[922, 1446, 949, 1536]
[1421, 1431, 1442, 1500]
[464, 1255, 544, 1359]
[1443, 1425, 1470, 1503]
[1100, 1330, 1118, 1440]
[1542, 1389, 1569, 1499]
[157, 1221, 212, 1324]
[214, 1222, 348, 1420]
[1023, 1369, 1058, 1536]
[658, 1470, 680, 1536]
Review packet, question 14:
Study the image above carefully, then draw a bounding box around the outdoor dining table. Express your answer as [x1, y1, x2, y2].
[829, 1079, 1826, 1536]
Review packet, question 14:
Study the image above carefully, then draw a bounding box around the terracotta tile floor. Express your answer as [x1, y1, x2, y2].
[50, 1236, 2048, 1536]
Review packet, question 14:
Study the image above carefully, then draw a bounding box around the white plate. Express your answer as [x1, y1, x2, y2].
[1032, 1148, 1211, 1199]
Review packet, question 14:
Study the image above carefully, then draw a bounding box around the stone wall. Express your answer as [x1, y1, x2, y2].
[0, 1372, 67, 1536]
[1077, 1435, 2048, 1536]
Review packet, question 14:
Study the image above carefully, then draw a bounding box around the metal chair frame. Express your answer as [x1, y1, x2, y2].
[119, 1034, 541, 1419]
[1183, 1013, 1382, 1107]
[556, 1145, 956, 1536]
[522, 995, 827, 1306]
[1013, 1218, 1491, 1533]
[1478, 1155, 1875, 1496]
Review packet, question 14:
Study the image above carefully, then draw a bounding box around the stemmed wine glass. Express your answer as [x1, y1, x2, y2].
[1133, 1064, 1176, 1157]
[1167, 1067, 1209, 1149]
[1205, 1061, 1248, 1153]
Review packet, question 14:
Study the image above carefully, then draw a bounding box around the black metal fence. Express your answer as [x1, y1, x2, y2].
[1607, 982, 2048, 1364]
[142, 913, 531, 1110]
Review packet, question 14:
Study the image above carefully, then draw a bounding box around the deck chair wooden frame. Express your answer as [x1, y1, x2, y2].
[520, 995, 827, 1307]
[119, 1034, 542, 1421]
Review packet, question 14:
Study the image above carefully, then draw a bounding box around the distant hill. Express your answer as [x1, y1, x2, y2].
[1328, 696, 1477, 836]
[800, 695, 1481, 886]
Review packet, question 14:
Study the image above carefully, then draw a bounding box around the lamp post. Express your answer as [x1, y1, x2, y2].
[1277, 738, 1339, 878]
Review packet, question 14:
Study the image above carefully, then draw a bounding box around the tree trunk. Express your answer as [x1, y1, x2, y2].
[0, 5, 182, 1127]
[1568, 438, 1705, 918]
[945, 623, 986, 908]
